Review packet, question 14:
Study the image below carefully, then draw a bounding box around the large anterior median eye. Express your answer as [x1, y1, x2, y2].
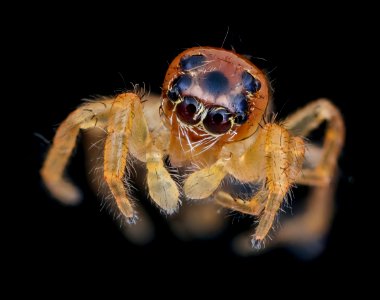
[176, 96, 202, 125]
[203, 107, 232, 134]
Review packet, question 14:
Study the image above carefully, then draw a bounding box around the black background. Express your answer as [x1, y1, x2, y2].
[15, 16, 366, 291]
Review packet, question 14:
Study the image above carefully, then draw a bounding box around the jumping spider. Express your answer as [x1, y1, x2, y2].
[41, 47, 345, 248]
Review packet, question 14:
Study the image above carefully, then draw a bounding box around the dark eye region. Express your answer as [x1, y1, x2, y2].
[168, 55, 206, 102]
[242, 71, 261, 94]
[167, 74, 192, 102]
[176, 98, 233, 135]
[176, 96, 202, 125]
[180, 54, 206, 71]
[202, 71, 229, 96]
[168, 54, 259, 131]
[203, 107, 232, 135]
[232, 94, 249, 124]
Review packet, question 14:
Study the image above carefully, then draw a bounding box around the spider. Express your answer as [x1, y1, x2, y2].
[41, 47, 345, 248]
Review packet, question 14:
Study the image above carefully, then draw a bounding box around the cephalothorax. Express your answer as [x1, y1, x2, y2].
[41, 47, 344, 248]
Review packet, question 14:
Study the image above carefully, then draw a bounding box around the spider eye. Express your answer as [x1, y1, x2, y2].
[167, 74, 192, 102]
[242, 71, 261, 93]
[202, 71, 229, 96]
[233, 94, 249, 125]
[176, 96, 202, 125]
[180, 54, 206, 71]
[203, 107, 232, 134]
[235, 113, 248, 124]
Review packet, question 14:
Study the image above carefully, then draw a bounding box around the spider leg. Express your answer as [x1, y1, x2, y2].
[103, 94, 141, 221]
[231, 165, 338, 258]
[215, 190, 267, 215]
[146, 148, 180, 214]
[42, 92, 179, 219]
[183, 121, 268, 200]
[272, 174, 338, 253]
[83, 127, 155, 244]
[183, 160, 227, 200]
[251, 125, 301, 246]
[126, 96, 180, 214]
[103, 93, 180, 219]
[218, 124, 304, 248]
[232, 99, 344, 255]
[284, 98, 345, 185]
[41, 99, 113, 204]
[265, 99, 345, 254]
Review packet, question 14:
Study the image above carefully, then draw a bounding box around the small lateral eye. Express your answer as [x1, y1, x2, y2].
[180, 55, 206, 71]
[234, 113, 248, 124]
[242, 71, 261, 93]
[167, 74, 192, 102]
[233, 94, 249, 125]
[203, 107, 233, 134]
[176, 96, 202, 125]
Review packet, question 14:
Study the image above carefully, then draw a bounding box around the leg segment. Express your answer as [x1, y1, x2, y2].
[103, 94, 137, 221]
[184, 160, 227, 200]
[83, 129, 155, 244]
[216, 124, 305, 247]
[260, 99, 345, 253]
[252, 124, 298, 245]
[185, 123, 304, 246]
[284, 98, 345, 185]
[231, 170, 338, 257]
[183, 123, 268, 201]
[103, 93, 180, 218]
[146, 148, 180, 214]
[216, 190, 267, 215]
[41, 99, 113, 204]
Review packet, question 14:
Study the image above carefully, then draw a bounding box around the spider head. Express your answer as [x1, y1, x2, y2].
[161, 47, 269, 143]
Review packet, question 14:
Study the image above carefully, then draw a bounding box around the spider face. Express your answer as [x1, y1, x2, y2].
[162, 47, 269, 142]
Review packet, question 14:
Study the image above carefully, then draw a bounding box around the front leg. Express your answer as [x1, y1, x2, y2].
[183, 121, 269, 201]
[104, 94, 180, 219]
[251, 124, 303, 246]
[184, 123, 304, 247]
[217, 124, 305, 247]
[103, 94, 139, 222]
[146, 148, 180, 214]
[183, 159, 228, 200]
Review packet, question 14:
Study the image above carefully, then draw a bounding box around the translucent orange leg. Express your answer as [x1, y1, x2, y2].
[102, 93, 179, 218]
[215, 190, 267, 215]
[42, 91, 179, 222]
[284, 98, 345, 185]
[103, 94, 138, 222]
[272, 99, 345, 251]
[214, 124, 305, 248]
[41, 99, 113, 204]
[41, 93, 142, 220]
[233, 99, 345, 255]
[252, 125, 300, 246]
